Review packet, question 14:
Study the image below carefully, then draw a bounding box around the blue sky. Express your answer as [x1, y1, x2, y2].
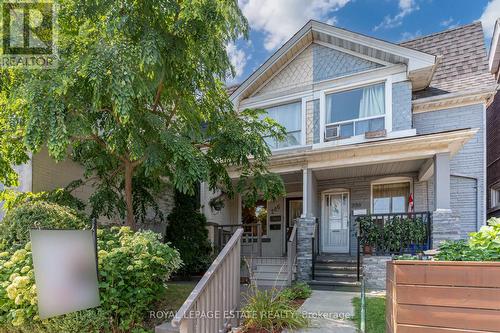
[227, 0, 500, 85]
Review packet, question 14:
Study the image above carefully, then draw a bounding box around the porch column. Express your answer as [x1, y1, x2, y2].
[432, 152, 460, 247]
[302, 168, 316, 218]
[434, 153, 450, 210]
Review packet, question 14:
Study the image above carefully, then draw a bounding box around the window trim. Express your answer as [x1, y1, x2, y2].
[491, 184, 500, 209]
[253, 97, 306, 151]
[370, 177, 413, 214]
[319, 77, 393, 144]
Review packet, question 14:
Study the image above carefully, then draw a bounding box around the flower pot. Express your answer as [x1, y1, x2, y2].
[363, 245, 372, 255]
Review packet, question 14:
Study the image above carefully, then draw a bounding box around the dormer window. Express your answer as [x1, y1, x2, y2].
[325, 83, 385, 140]
[262, 101, 302, 149]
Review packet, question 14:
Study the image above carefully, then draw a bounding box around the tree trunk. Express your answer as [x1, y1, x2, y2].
[124, 161, 135, 228]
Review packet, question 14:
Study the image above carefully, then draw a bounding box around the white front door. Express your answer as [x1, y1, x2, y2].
[322, 192, 350, 253]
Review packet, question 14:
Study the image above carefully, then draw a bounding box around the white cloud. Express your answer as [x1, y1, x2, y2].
[480, 0, 500, 38]
[440, 17, 459, 30]
[400, 30, 422, 42]
[374, 0, 419, 31]
[226, 42, 248, 82]
[239, 0, 351, 51]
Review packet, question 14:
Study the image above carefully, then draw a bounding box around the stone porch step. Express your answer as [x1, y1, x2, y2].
[308, 280, 361, 292]
[314, 272, 358, 280]
[314, 264, 359, 271]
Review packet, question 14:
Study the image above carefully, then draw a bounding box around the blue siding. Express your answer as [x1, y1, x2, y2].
[392, 81, 412, 131]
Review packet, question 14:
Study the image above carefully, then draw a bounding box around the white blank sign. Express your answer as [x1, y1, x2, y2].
[30, 230, 100, 319]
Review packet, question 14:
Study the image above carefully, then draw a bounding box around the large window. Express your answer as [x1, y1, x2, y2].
[242, 200, 267, 236]
[325, 83, 385, 139]
[372, 182, 410, 214]
[262, 102, 301, 149]
[491, 184, 500, 209]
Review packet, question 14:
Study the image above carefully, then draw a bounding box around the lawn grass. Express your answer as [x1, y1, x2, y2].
[352, 296, 386, 333]
[145, 281, 197, 330]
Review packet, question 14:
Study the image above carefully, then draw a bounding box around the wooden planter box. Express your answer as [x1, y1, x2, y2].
[387, 260, 500, 333]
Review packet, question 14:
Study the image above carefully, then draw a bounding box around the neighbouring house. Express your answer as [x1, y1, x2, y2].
[0, 147, 174, 231]
[201, 21, 496, 290]
[487, 19, 500, 219]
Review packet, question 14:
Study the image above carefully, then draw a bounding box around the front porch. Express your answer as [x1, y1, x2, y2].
[213, 129, 475, 286]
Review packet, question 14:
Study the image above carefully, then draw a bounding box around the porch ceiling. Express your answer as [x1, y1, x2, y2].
[313, 159, 427, 180]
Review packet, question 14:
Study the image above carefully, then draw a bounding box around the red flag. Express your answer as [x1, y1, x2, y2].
[408, 193, 414, 213]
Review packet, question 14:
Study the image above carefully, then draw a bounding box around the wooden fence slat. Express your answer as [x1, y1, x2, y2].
[395, 264, 500, 287]
[397, 304, 500, 332]
[397, 324, 492, 333]
[397, 285, 500, 310]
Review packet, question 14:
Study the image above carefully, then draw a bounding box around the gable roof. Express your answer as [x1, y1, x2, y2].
[230, 20, 436, 103]
[400, 22, 496, 99]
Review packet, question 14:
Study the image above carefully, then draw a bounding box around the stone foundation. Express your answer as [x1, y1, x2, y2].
[296, 217, 316, 281]
[432, 209, 460, 247]
[362, 255, 392, 290]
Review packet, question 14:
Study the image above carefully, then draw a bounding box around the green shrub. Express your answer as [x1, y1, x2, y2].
[0, 188, 85, 214]
[436, 218, 500, 261]
[241, 288, 309, 332]
[0, 202, 182, 332]
[280, 282, 312, 301]
[165, 191, 213, 275]
[0, 201, 88, 250]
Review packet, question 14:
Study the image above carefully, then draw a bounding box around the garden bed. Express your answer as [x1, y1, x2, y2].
[386, 260, 500, 333]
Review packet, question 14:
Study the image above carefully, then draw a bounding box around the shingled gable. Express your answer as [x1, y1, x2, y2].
[230, 20, 436, 104]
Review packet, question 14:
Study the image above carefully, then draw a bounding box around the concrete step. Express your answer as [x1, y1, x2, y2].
[253, 278, 288, 287]
[253, 272, 288, 280]
[308, 280, 361, 292]
[254, 265, 289, 273]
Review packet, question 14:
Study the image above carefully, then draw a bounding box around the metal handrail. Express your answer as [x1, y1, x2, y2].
[312, 222, 317, 280]
[287, 224, 298, 285]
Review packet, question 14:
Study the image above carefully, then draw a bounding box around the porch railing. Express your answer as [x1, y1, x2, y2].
[170, 228, 243, 333]
[286, 224, 298, 285]
[212, 223, 263, 257]
[356, 212, 432, 256]
[311, 218, 319, 280]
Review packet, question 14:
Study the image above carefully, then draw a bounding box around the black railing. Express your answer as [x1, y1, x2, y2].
[356, 212, 432, 256]
[311, 218, 319, 280]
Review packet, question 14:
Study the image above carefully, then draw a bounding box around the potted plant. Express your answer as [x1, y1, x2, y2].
[358, 217, 379, 255]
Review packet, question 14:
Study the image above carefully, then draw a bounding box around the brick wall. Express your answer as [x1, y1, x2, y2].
[413, 103, 486, 234]
[487, 94, 500, 218]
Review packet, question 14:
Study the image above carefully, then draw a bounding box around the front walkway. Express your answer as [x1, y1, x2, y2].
[288, 290, 358, 333]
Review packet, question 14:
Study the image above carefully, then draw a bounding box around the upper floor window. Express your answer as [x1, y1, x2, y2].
[325, 83, 385, 139]
[491, 184, 500, 209]
[263, 102, 301, 149]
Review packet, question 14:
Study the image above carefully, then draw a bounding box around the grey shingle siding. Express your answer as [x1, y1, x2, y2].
[392, 81, 412, 131]
[311, 43, 382, 82]
[413, 103, 485, 236]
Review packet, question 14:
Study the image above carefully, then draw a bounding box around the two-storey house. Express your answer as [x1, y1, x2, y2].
[201, 21, 496, 289]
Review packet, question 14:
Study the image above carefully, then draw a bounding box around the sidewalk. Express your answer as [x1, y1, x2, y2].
[288, 290, 358, 333]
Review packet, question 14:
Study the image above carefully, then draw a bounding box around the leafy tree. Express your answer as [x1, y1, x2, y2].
[5, 0, 286, 227]
[0, 70, 29, 187]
